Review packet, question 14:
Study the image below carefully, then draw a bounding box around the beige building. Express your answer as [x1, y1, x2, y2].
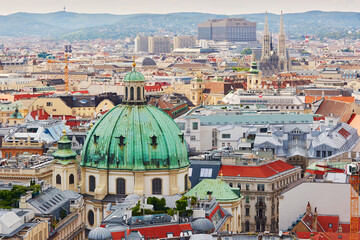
[21, 96, 117, 118]
[135, 36, 149, 52]
[148, 36, 171, 54]
[219, 160, 302, 233]
[174, 36, 197, 49]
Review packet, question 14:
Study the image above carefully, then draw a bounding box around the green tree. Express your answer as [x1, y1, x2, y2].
[241, 48, 252, 55]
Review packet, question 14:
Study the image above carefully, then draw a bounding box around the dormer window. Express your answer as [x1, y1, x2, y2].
[150, 135, 157, 146]
[93, 135, 99, 143]
[116, 135, 126, 146]
[179, 133, 184, 143]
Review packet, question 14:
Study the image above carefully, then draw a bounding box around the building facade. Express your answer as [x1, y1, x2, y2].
[198, 18, 257, 42]
[148, 36, 171, 54]
[219, 160, 302, 232]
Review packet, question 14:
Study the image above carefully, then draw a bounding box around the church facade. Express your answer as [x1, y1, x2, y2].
[259, 12, 290, 76]
[53, 63, 191, 228]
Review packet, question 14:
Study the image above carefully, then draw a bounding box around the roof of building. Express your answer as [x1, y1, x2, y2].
[219, 160, 296, 178]
[28, 187, 71, 215]
[81, 104, 189, 171]
[185, 179, 241, 202]
[88, 227, 113, 240]
[123, 66, 145, 82]
[52, 131, 77, 161]
[191, 218, 215, 232]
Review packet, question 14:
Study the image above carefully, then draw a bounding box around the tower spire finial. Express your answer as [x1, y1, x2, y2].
[132, 55, 136, 70]
[280, 11, 284, 34]
[264, 11, 269, 35]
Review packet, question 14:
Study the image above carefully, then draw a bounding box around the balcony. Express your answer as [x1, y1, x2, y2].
[255, 202, 266, 209]
[255, 216, 267, 222]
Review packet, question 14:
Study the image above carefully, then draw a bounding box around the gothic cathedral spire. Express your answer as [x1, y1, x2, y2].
[278, 11, 288, 71]
[261, 11, 271, 61]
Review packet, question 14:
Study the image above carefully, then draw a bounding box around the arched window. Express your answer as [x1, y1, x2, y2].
[137, 86, 141, 100]
[245, 221, 250, 232]
[125, 87, 128, 100]
[184, 174, 188, 191]
[56, 174, 61, 184]
[89, 176, 95, 192]
[130, 87, 134, 100]
[88, 210, 94, 226]
[69, 174, 74, 184]
[152, 178, 162, 195]
[116, 178, 126, 195]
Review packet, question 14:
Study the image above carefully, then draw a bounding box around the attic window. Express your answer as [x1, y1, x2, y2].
[93, 135, 99, 143]
[150, 135, 157, 146]
[116, 135, 126, 146]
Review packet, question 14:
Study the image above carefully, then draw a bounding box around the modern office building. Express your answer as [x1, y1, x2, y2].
[148, 36, 172, 54]
[198, 18, 257, 42]
[173, 35, 197, 49]
[134, 36, 149, 52]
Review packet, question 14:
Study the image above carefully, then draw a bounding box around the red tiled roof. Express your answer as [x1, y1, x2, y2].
[220, 160, 295, 178]
[317, 215, 339, 232]
[131, 223, 192, 239]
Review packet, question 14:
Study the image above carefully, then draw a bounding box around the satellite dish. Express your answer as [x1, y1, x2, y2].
[279, 231, 283, 236]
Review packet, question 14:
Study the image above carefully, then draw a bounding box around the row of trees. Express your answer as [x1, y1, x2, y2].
[0, 181, 41, 209]
[132, 196, 198, 217]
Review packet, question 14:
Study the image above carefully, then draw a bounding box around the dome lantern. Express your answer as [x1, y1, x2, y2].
[123, 57, 146, 105]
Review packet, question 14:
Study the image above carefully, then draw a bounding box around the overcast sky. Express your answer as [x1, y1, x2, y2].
[1, 0, 360, 15]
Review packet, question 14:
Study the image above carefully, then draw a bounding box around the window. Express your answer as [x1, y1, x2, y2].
[257, 184, 265, 191]
[69, 174, 74, 184]
[130, 87, 134, 100]
[246, 207, 250, 216]
[152, 178, 162, 195]
[246, 196, 250, 203]
[229, 183, 233, 187]
[184, 174, 189, 191]
[316, 151, 321, 158]
[125, 87, 128, 100]
[200, 168, 213, 178]
[177, 122, 185, 130]
[246, 183, 250, 191]
[188, 168, 193, 177]
[46, 102, 53, 107]
[190, 136, 196, 141]
[222, 134, 231, 139]
[56, 174, 61, 185]
[192, 122, 198, 130]
[137, 87, 141, 100]
[88, 210, 94, 226]
[245, 221, 250, 232]
[167, 233, 174, 238]
[237, 183, 241, 190]
[116, 178, 126, 195]
[328, 151, 332, 156]
[89, 176, 95, 192]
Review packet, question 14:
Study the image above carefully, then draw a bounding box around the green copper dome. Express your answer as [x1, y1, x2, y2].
[53, 133, 77, 163]
[81, 105, 189, 171]
[123, 70, 145, 82]
[249, 62, 259, 74]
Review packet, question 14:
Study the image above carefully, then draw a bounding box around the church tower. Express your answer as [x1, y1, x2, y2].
[261, 11, 271, 61]
[278, 11, 288, 72]
[52, 130, 78, 192]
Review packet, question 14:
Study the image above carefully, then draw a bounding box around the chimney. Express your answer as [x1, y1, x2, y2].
[312, 207, 318, 232]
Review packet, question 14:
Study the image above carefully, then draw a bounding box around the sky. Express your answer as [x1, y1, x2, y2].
[0, 0, 360, 15]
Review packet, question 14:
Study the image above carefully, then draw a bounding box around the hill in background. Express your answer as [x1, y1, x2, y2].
[0, 11, 360, 40]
